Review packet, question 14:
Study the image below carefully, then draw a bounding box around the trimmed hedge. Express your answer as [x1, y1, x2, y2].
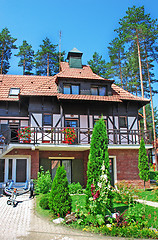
[149, 170, 158, 180]
[39, 194, 50, 209]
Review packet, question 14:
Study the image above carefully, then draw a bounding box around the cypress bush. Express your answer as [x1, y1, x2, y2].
[49, 165, 72, 218]
[138, 138, 149, 190]
[86, 117, 111, 207]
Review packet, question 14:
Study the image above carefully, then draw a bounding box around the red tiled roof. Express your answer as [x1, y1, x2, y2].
[112, 84, 149, 102]
[0, 75, 58, 101]
[57, 62, 113, 82]
[0, 62, 150, 105]
[57, 93, 122, 102]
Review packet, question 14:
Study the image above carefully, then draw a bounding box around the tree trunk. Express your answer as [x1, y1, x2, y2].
[135, 74, 138, 96]
[118, 52, 123, 88]
[136, 31, 147, 131]
[59, 30, 61, 72]
[144, 43, 157, 169]
[1, 42, 4, 74]
[144, 180, 145, 191]
[23, 57, 25, 75]
[47, 54, 49, 76]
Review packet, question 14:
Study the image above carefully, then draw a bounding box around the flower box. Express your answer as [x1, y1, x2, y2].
[61, 127, 77, 144]
[18, 127, 32, 144]
[42, 140, 50, 143]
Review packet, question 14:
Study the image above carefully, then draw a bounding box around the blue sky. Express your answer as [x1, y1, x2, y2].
[0, 0, 158, 107]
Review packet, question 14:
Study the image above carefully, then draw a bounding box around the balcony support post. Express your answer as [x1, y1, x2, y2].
[87, 107, 90, 143]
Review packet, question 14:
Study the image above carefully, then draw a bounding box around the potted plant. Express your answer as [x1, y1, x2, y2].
[61, 127, 77, 144]
[17, 127, 33, 143]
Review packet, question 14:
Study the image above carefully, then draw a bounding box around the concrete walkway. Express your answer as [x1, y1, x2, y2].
[136, 199, 158, 208]
[0, 194, 156, 240]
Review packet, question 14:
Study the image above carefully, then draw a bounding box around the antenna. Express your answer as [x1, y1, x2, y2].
[59, 30, 61, 71]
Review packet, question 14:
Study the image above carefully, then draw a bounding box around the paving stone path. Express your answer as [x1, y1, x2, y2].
[0, 194, 155, 240]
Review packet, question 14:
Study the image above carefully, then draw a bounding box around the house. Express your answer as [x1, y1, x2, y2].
[0, 48, 152, 188]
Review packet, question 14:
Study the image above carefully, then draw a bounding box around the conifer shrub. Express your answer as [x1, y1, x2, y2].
[68, 182, 84, 194]
[39, 194, 50, 210]
[138, 138, 149, 190]
[49, 165, 72, 217]
[86, 117, 113, 209]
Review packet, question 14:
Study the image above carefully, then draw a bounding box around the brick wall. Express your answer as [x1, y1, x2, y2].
[39, 151, 84, 159]
[83, 150, 89, 186]
[6, 147, 149, 188]
[108, 149, 150, 188]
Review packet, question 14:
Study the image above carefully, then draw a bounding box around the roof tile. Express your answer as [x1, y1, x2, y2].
[0, 62, 150, 104]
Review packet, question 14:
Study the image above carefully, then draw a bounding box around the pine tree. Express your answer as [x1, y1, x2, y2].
[0, 27, 17, 74]
[49, 165, 72, 218]
[35, 37, 65, 76]
[139, 104, 158, 138]
[86, 117, 111, 206]
[87, 52, 113, 79]
[138, 138, 149, 190]
[114, 6, 158, 131]
[15, 40, 34, 75]
[108, 37, 125, 87]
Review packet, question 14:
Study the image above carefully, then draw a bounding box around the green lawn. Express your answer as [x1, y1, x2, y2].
[138, 203, 158, 229]
[35, 194, 51, 219]
[136, 188, 158, 202]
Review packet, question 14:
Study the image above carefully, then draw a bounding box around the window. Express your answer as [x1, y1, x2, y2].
[63, 85, 71, 94]
[71, 85, 79, 95]
[91, 87, 98, 95]
[63, 84, 79, 95]
[94, 118, 107, 127]
[99, 87, 106, 96]
[91, 86, 106, 96]
[65, 119, 78, 127]
[43, 113, 52, 125]
[9, 88, 20, 96]
[119, 116, 127, 128]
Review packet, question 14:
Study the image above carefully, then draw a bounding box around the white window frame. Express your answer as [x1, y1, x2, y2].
[4, 156, 31, 183]
[9, 88, 20, 96]
[109, 155, 117, 185]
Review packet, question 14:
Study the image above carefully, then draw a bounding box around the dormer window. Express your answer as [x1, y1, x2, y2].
[9, 88, 20, 96]
[91, 86, 106, 96]
[63, 84, 80, 95]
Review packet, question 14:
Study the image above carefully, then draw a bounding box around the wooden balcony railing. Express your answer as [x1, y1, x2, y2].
[6, 126, 152, 145]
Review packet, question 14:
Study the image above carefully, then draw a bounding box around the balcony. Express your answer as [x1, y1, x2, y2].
[6, 126, 152, 146]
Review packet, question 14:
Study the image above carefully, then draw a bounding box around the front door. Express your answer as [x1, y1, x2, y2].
[51, 160, 72, 184]
[16, 159, 27, 182]
[0, 159, 5, 182]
